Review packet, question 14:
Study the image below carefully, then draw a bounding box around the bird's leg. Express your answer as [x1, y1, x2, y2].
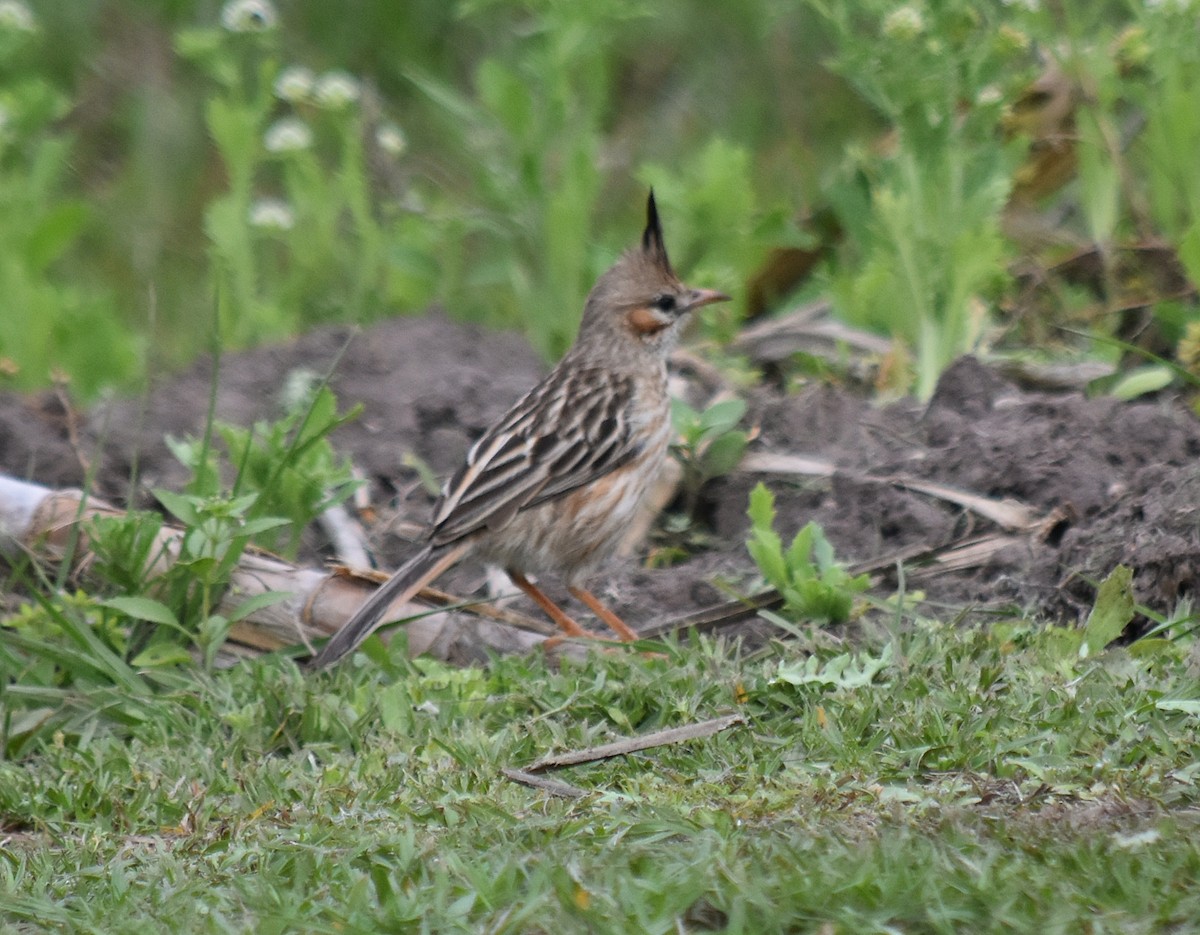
[507, 570, 592, 639]
[568, 586, 640, 642]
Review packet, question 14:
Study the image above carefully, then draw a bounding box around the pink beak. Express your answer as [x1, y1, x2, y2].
[684, 288, 731, 311]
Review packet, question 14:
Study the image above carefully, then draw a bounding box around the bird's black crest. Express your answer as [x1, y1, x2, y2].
[641, 189, 671, 270]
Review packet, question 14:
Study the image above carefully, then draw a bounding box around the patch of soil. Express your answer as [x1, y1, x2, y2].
[713, 355, 1200, 623]
[3, 319, 1200, 633]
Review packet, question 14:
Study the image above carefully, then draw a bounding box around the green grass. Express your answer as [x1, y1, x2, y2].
[3, 618, 1199, 932]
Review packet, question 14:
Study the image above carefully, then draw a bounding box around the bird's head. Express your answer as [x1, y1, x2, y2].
[578, 191, 729, 355]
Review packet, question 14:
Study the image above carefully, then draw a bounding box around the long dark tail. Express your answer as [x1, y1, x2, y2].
[310, 542, 469, 668]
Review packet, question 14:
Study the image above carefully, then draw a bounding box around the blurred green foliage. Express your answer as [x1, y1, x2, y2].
[1, 0, 843, 393]
[0, 0, 1198, 398]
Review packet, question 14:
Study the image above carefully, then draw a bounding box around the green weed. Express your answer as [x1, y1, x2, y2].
[746, 481, 869, 626]
[0, 381, 359, 750]
[812, 0, 1030, 398]
[670, 396, 749, 518]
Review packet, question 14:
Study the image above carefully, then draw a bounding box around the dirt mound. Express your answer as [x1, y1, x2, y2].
[714, 356, 1200, 621]
[3, 319, 1198, 631]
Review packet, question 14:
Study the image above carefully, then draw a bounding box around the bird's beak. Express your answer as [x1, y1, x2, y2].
[684, 288, 731, 312]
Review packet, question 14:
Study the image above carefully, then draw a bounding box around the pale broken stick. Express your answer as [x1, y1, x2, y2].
[499, 769, 587, 799]
[737, 451, 1051, 534]
[727, 299, 894, 365]
[520, 713, 746, 774]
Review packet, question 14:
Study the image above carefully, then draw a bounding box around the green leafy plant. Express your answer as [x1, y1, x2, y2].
[88, 381, 358, 665]
[812, 0, 1032, 397]
[0, 377, 359, 755]
[746, 481, 868, 625]
[210, 382, 362, 557]
[670, 397, 749, 517]
[86, 489, 288, 672]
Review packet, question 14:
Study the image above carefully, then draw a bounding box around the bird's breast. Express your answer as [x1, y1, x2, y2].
[474, 406, 673, 580]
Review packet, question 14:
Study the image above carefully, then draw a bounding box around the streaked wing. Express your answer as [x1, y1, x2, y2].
[428, 365, 638, 546]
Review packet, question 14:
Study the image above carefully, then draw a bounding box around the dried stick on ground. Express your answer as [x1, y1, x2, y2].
[522, 713, 746, 772]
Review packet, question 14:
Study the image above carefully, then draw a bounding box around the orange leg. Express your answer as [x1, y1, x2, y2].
[507, 570, 591, 638]
[569, 586, 640, 642]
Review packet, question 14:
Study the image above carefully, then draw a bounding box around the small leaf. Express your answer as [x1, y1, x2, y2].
[155, 489, 200, 526]
[131, 643, 193, 668]
[701, 430, 748, 478]
[101, 596, 179, 627]
[1156, 699, 1200, 715]
[227, 590, 293, 623]
[747, 482, 776, 530]
[1110, 365, 1174, 401]
[227, 492, 260, 516]
[1083, 565, 1135, 655]
[811, 524, 836, 571]
[698, 397, 747, 434]
[748, 528, 788, 591]
[239, 516, 291, 538]
[785, 524, 816, 582]
[670, 397, 701, 441]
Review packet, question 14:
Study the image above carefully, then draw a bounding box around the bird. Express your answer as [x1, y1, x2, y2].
[312, 191, 729, 668]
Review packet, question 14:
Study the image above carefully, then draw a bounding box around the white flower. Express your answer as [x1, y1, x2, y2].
[977, 85, 1003, 106]
[249, 198, 295, 230]
[0, 0, 36, 32]
[375, 123, 407, 156]
[280, 368, 321, 411]
[220, 0, 277, 33]
[882, 5, 924, 39]
[274, 66, 315, 103]
[314, 71, 361, 109]
[263, 117, 313, 153]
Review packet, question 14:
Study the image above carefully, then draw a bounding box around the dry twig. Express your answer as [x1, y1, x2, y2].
[523, 713, 746, 773]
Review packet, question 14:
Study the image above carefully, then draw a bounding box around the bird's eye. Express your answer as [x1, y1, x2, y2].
[652, 294, 677, 313]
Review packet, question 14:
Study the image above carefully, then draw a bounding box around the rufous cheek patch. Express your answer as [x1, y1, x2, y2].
[627, 306, 669, 336]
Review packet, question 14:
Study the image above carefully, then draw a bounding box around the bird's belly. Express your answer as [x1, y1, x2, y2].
[474, 444, 668, 582]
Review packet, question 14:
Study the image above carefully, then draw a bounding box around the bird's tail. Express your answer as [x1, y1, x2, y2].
[310, 542, 469, 668]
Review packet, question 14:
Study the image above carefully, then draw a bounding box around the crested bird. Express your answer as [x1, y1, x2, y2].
[313, 192, 729, 667]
